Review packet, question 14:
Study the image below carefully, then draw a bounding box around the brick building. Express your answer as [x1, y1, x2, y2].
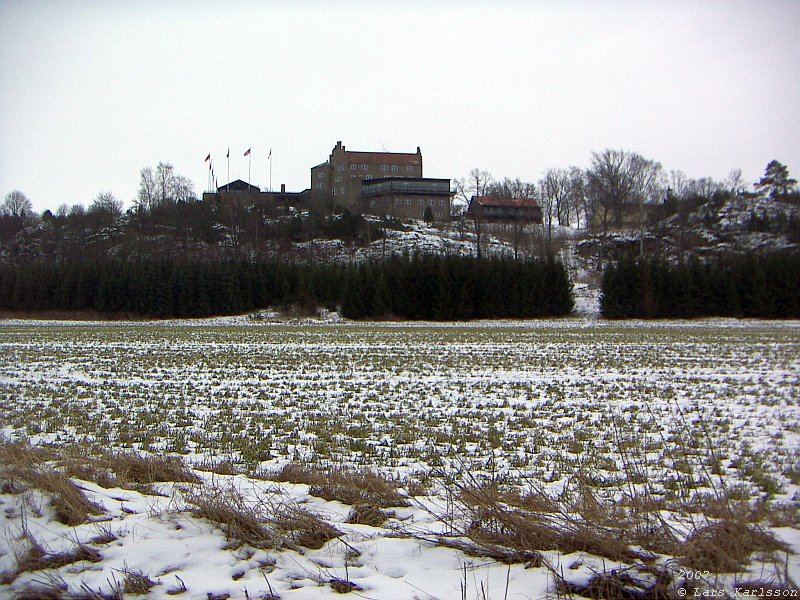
[362, 177, 452, 221]
[310, 141, 452, 221]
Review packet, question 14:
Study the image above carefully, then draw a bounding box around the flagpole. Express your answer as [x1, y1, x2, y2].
[269, 149, 272, 192]
[227, 147, 230, 187]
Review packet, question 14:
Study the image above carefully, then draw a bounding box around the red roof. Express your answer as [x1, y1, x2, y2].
[473, 196, 539, 208]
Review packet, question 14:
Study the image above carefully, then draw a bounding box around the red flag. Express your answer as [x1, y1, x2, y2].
[244, 148, 251, 157]
[204, 153, 211, 162]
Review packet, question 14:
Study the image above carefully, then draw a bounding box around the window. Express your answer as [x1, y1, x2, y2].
[406, 165, 414, 172]
[335, 176, 341, 183]
[350, 164, 357, 171]
[405, 199, 411, 205]
[392, 165, 399, 172]
[332, 188, 337, 196]
[361, 164, 368, 171]
[317, 171, 326, 179]
[381, 165, 388, 171]
[337, 165, 344, 172]
[418, 199, 424, 206]
[364, 175, 372, 180]
[370, 200, 375, 208]
[429, 199, 435, 206]
[395, 199, 401, 206]
[439, 199, 445, 206]
[340, 186, 345, 194]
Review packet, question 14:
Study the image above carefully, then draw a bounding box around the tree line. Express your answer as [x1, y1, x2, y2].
[3, 157, 797, 266]
[601, 252, 800, 319]
[454, 157, 798, 260]
[0, 254, 573, 320]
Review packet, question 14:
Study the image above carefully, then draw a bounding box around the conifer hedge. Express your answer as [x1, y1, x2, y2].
[0, 255, 573, 320]
[601, 252, 800, 319]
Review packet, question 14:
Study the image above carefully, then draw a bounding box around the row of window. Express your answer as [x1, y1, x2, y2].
[334, 164, 415, 172]
[370, 198, 448, 208]
[317, 165, 418, 178]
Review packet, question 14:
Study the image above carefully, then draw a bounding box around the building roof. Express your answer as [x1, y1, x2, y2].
[343, 150, 421, 167]
[472, 195, 540, 208]
[217, 179, 260, 192]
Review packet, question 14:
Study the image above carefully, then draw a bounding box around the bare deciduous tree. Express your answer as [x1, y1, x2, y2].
[567, 167, 587, 228]
[90, 192, 123, 218]
[2, 190, 33, 218]
[538, 169, 571, 252]
[629, 154, 664, 255]
[136, 163, 196, 211]
[456, 168, 493, 258]
[586, 149, 665, 263]
[136, 167, 158, 211]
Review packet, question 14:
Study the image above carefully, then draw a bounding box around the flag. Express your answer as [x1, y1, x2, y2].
[204, 153, 211, 163]
[268, 148, 272, 159]
[226, 148, 229, 159]
[244, 148, 251, 157]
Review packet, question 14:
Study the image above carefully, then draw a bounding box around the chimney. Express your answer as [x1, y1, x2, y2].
[281, 184, 286, 193]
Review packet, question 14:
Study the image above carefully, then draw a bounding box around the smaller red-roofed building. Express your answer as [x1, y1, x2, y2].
[467, 196, 542, 224]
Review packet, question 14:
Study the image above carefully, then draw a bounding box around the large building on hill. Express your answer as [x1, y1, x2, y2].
[310, 141, 452, 221]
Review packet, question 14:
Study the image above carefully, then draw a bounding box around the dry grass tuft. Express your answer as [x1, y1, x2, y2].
[556, 566, 675, 600]
[681, 520, 788, 572]
[453, 480, 649, 565]
[188, 487, 278, 550]
[194, 459, 240, 476]
[89, 523, 118, 545]
[188, 482, 342, 552]
[106, 451, 201, 485]
[24, 470, 104, 526]
[12, 575, 69, 600]
[345, 504, 393, 527]
[3, 535, 103, 587]
[273, 506, 342, 550]
[273, 463, 408, 507]
[121, 568, 158, 595]
[329, 578, 361, 594]
[0, 437, 56, 468]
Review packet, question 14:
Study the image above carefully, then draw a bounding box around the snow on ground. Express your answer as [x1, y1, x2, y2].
[1, 319, 799, 598]
[0, 472, 547, 599]
[570, 283, 600, 318]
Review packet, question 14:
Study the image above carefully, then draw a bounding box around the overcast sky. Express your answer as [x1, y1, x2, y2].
[1, 0, 798, 212]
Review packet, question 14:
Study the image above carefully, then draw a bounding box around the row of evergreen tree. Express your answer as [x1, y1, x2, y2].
[601, 252, 800, 319]
[0, 254, 574, 320]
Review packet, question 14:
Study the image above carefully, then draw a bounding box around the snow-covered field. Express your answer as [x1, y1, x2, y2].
[1, 319, 799, 599]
